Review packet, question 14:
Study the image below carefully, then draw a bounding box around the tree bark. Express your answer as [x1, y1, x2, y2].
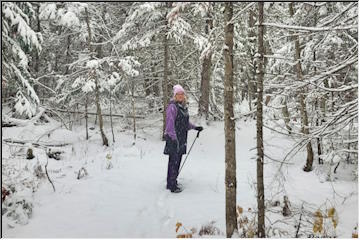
[109, 91, 115, 143]
[256, 2, 266, 237]
[102, 4, 115, 144]
[144, 77, 151, 97]
[152, 63, 160, 96]
[224, 2, 237, 238]
[131, 80, 136, 145]
[314, 54, 323, 165]
[85, 94, 89, 140]
[85, 7, 108, 146]
[289, 3, 314, 172]
[247, 9, 257, 111]
[162, 8, 170, 141]
[32, 3, 41, 100]
[94, 76, 108, 146]
[198, 7, 213, 119]
[313, 10, 323, 165]
[320, 75, 329, 117]
[35, 3, 41, 73]
[281, 96, 292, 134]
[64, 35, 71, 75]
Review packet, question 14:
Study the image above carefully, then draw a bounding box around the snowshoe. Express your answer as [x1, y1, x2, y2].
[166, 184, 183, 193]
[170, 186, 182, 193]
[175, 182, 183, 189]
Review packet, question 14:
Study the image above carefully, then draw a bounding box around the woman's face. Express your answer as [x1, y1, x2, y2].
[175, 92, 185, 103]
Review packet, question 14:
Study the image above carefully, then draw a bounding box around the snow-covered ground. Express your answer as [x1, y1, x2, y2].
[2, 112, 358, 237]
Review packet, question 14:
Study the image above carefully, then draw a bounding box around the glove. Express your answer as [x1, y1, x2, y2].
[195, 126, 203, 132]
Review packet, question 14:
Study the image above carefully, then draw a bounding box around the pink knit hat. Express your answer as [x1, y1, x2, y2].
[173, 84, 185, 97]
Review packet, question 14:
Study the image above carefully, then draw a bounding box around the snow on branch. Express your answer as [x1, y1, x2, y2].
[11, 64, 40, 105]
[167, 2, 190, 24]
[167, 16, 192, 44]
[262, 22, 357, 32]
[3, 107, 46, 127]
[300, 56, 358, 89]
[3, 2, 42, 51]
[118, 57, 141, 77]
[229, 2, 255, 24]
[191, 2, 212, 18]
[112, 2, 162, 44]
[319, 2, 357, 27]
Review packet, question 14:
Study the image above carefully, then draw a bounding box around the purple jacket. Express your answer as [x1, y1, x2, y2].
[165, 101, 196, 141]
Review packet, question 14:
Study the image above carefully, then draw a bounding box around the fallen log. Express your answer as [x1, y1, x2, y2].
[3, 138, 71, 148]
[2, 122, 17, 127]
[53, 109, 145, 119]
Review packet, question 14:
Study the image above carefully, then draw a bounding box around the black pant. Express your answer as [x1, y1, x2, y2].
[167, 152, 183, 190]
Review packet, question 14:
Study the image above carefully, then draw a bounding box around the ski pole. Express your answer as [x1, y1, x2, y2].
[178, 130, 200, 175]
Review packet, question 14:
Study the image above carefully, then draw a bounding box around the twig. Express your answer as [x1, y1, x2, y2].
[45, 158, 56, 192]
[333, 161, 340, 174]
[295, 204, 304, 238]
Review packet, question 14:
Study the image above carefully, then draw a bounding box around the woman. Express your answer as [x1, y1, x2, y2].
[163, 84, 203, 193]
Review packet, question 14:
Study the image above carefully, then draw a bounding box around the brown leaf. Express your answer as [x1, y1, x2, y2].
[328, 207, 335, 218]
[237, 206, 243, 216]
[176, 234, 192, 238]
[176, 222, 182, 233]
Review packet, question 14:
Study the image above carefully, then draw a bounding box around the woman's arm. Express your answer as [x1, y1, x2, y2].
[188, 121, 196, 130]
[165, 104, 177, 140]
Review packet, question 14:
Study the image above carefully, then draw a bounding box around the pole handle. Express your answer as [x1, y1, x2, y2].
[196, 130, 200, 138]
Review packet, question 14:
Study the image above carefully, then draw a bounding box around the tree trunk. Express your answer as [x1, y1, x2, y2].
[144, 77, 151, 97]
[33, 3, 41, 98]
[153, 67, 160, 96]
[281, 96, 292, 134]
[64, 35, 71, 75]
[162, 10, 170, 141]
[103, 4, 115, 144]
[312, 11, 323, 165]
[109, 90, 115, 143]
[85, 7, 108, 147]
[289, 3, 314, 172]
[85, 94, 89, 140]
[256, 2, 266, 237]
[35, 3, 41, 73]
[320, 76, 329, 118]
[224, 2, 237, 238]
[67, 107, 72, 130]
[247, 9, 256, 112]
[94, 76, 108, 146]
[132, 81, 136, 145]
[316, 117, 323, 164]
[314, 50, 323, 165]
[346, 120, 353, 164]
[198, 8, 213, 119]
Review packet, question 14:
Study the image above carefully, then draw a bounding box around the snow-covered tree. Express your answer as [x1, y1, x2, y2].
[2, 2, 42, 118]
